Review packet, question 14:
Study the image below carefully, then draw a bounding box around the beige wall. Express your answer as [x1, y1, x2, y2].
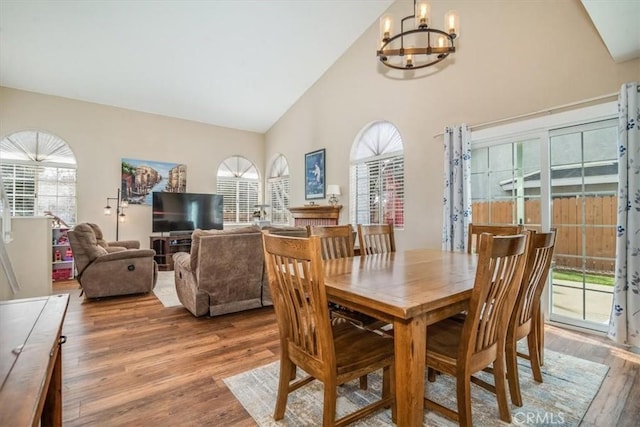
[0, 87, 265, 246]
[0, 0, 639, 273]
[265, 0, 640, 250]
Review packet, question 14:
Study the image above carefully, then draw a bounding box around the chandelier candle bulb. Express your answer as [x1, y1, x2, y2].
[445, 10, 459, 36]
[415, 1, 430, 28]
[380, 15, 393, 41]
[406, 49, 414, 68]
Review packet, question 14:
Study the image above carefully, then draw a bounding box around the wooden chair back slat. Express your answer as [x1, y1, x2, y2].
[357, 224, 396, 255]
[464, 233, 528, 357]
[308, 224, 355, 260]
[467, 223, 524, 254]
[515, 230, 557, 327]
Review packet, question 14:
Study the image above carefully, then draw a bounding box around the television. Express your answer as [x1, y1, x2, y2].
[152, 192, 223, 233]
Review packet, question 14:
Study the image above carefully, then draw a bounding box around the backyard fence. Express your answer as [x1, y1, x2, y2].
[472, 195, 617, 273]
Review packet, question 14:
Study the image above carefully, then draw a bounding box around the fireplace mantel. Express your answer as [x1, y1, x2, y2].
[288, 205, 342, 227]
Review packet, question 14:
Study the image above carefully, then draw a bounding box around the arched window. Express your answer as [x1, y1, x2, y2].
[216, 155, 260, 224]
[267, 154, 290, 225]
[350, 121, 404, 228]
[0, 130, 77, 225]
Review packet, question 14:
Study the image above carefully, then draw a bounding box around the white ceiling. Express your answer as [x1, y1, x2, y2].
[0, 0, 392, 133]
[581, 0, 640, 63]
[0, 1, 637, 134]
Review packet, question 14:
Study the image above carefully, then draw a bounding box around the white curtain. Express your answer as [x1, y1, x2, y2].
[442, 124, 471, 252]
[608, 82, 640, 347]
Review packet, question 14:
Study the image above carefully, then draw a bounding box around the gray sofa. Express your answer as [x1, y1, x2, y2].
[172, 224, 307, 317]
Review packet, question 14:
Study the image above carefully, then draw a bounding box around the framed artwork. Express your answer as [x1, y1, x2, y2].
[121, 158, 187, 205]
[305, 149, 325, 200]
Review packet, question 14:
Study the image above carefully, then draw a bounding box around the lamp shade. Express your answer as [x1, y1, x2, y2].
[327, 185, 341, 196]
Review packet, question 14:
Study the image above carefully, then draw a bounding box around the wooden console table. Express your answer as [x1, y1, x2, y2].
[288, 205, 342, 227]
[150, 235, 192, 271]
[0, 293, 70, 427]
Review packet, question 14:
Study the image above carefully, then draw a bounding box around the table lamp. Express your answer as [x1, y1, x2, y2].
[327, 185, 341, 206]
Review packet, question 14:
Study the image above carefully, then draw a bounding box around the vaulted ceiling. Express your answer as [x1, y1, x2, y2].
[0, 1, 636, 134]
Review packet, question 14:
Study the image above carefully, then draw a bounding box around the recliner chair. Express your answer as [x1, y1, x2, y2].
[68, 223, 158, 298]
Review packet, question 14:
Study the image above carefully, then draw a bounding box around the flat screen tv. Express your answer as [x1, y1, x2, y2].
[152, 192, 223, 233]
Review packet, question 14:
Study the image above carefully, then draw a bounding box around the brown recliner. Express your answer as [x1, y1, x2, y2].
[68, 223, 158, 298]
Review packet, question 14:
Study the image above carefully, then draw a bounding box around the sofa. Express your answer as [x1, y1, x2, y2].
[173, 224, 307, 317]
[68, 223, 158, 298]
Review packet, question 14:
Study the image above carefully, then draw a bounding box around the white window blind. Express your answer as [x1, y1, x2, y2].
[217, 156, 260, 224]
[268, 155, 290, 225]
[350, 122, 405, 228]
[0, 164, 77, 224]
[268, 178, 290, 224]
[0, 131, 77, 225]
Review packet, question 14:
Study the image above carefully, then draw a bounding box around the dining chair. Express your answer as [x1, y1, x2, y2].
[506, 229, 557, 407]
[357, 224, 396, 255]
[262, 232, 395, 426]
[308, 224, 355, 260]
[424, 232, 528, 427]
[467, 223, 523, 254]
[308, 224, 375, 389]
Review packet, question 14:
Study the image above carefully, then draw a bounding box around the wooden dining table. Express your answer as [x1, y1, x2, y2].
[323, 248, 478, 427]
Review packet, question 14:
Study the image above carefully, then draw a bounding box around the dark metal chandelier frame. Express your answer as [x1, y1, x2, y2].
[377, 1, 458, 70]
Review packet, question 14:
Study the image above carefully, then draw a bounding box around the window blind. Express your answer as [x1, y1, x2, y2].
[0, 164, 77, 223]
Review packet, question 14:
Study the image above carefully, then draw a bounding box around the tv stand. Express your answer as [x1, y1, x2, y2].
[150, 235, 192, 271]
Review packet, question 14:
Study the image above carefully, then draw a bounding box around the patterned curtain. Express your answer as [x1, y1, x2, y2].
[608, 82, 640, 347]
[442, 124, 471, 252]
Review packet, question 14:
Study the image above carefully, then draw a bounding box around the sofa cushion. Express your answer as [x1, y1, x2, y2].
[69, 223, 109, 273]
[87, 222, 109, 248]
[190, 225, 261, 272]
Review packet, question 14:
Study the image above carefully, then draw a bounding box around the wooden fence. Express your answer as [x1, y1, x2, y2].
[472, 195, 617, 273]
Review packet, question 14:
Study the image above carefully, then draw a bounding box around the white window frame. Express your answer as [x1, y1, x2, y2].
[267, 155, 290, 225]
[216, 156, 261, 225]
[471, 101, 617, 333]
[0, 131, 77, 225]
[350, 122, 405, 229]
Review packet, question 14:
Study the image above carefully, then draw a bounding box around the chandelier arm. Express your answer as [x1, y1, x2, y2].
[379, 53, 450, 70]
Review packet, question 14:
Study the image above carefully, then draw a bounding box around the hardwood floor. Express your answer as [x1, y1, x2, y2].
[54, 280, 639, 426]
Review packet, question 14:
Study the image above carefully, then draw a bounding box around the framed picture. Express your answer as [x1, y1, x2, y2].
[305, 149, 325, 200]
[121, 158, 187, 205]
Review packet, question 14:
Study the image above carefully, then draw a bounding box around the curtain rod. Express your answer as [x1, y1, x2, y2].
[433, 92, 618, 138]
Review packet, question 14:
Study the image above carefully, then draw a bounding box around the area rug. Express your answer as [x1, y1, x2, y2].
[152, 271, 182, 307]
[223, 348, 608, 426]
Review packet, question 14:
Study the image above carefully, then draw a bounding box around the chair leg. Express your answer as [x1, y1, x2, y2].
[385, 365, 397, 423]
[428, 367, 436, 382]
[456, 373, 473, 427]
[493, 353, 512, 423]
[322, 379, 337, 427]
[506, 337, 523, 407]
[274, 358, 294, 420]
[527, 332, 543, 383]
[359, 375, 368, 390]
[536, 307, 545, 366]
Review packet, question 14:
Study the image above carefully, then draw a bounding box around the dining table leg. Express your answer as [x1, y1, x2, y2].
[393, 314, 427, 427]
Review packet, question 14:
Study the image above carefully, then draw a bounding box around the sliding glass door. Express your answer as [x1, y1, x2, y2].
[548, 120, 617, 329]
[471, 117, 618, 332]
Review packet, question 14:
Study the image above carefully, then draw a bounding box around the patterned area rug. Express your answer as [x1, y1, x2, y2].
[224, 348, 608, 426]
[152, 271, 182, 307]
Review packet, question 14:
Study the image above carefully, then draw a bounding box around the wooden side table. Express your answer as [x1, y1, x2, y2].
[0, 294, 70, 427]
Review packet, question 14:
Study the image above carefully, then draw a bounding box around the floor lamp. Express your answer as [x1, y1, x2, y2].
[104, 188, 128, 241]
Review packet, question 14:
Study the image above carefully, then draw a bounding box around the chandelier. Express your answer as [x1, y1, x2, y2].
[377, 0, 459, 70]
